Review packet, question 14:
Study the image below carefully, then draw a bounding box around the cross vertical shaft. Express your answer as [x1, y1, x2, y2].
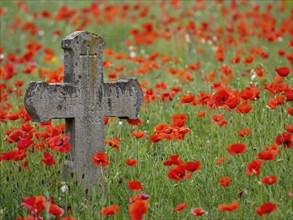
[62, 32, 106, 191]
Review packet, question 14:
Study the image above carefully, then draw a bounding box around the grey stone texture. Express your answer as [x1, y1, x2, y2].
[24, 31, 143, 191]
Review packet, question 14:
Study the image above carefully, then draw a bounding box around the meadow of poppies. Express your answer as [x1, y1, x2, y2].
[0, 0, 292, 219]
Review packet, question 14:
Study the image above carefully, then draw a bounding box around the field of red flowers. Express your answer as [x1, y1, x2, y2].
[0, 0, 292, 219]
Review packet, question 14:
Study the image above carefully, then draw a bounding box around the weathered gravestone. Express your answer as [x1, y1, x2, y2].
[24, 31, 143, 192]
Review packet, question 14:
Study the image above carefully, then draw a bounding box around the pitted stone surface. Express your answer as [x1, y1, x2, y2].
[24, 31, 143, 191]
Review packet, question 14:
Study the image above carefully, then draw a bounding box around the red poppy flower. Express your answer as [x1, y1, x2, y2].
[167, 165, 186, 181]
[162, 91, 172, 100]
[288, 107, 293, 116]
[171, 86, 181, 93]
[243, 56, 254, 64]
[147, 52, 160, 61]
[219, 176, 231, 187]
[150, 133, 163, 143]
[127, 118, 142, 126]
[163, 154, 184, 166]
[278, 50, 286, 56]
[236, 104, 253, 114]
[262, 175, 278, 185]
[175, 127, 191, 139]
[14, 80, 23, 87]
[227, 52, 239, 64]
[129, 199, 148, 220]
[185, 161, 201, 172]
[239, 86, 260, 101]
[211, 113, 227, 124]
[211, 82, 222, 90]
[205, 70, 216, 82]
[268, 98, 279, 109]
[215, 46, 224, 62]
[257, 150, 275, 160]
[21, 123, 34, 132]
[220, 65, 233, 74]
[128, 181, 143, 190]
[18, 160, 28, 169]
[101, 205, 120, 216]
[150, 123, 190, 142]
[155, 123, 170, 133]
[129, 194, 149, 203]
[197, 111, 206, 117]
[131, 130, 145, 138]
[48, 135, 72, 153]
[264, 143, 280, 155]
[49, 203, 64, 217]
[92, 152, 110, 167]
[218, 119, 228, 127]
[253, 66, 265, 78]
[285, 124, 293, 133]
[180, 93, 195, 103]
[59, 217, 76, 220]
[0, 109, 7, 122]
[2, 62, 15, 80]
[21, 195, 46, 218]
[246, 160, 264, 176]
[125, 159, 138, 166]
[188, 62, 201, 71]
[238, 128, 252, 137]
[7, 129, 25, 143]
[276, 95, 285, 105]
[215, 156, 225, 165]
[17, 135, 34, 150]
[227, 143, 246, 155]
[105, 137, 122, 150]
[41, 152, 55, 166]
[191, 208, 205, 216]
[0, 148, 26, 161]
[224, 93, 239, 109]
[161, 93, 173, 102]
[275, 132, 292, 148]
[173, 202, 187, 211]
[104, 117, 109, 125]
[15, 217, 35, 220]
[213, 88, 231, 106]
[155, 81, 167, 90]
[171, 113, 188, 127]
[212, 113, 224, 122]
[7, 112, 20, 120]
[198, 92, 212, 105]
[108, 71, 117, 78]
[275, 66, 291, 77]
[256, 202, 277, 216]
[218, 201, 240, 211]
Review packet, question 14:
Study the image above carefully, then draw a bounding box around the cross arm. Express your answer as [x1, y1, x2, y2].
[24, 82, 79, 122]
[103, 78, 143, 119]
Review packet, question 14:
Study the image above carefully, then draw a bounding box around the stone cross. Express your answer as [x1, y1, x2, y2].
[24, 31, 143, 192]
